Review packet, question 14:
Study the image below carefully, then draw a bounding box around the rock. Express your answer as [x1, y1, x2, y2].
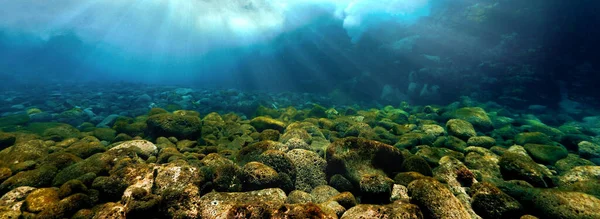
[109, 140, 158, 157]
[250, 116, 286, 132]
[64, 139, 106, 159]
[400, 155, 433, 176]
[464, 147, 502, 181]
[0, 140, 47, 168]
[524, 143, 568, 165]
[341, 201, 423, 219]
[326, 137, 403, 203]
[390, 184, 410, 202]
[444, 107, 493, 130]
[23, 188, 60, 213]
[499, 152, 553, 187]
[286, 190, 313, 204]
[310, 185, 340, 204]
[0, 165, 57, 194]
[259, 129, 280, 141]
[414, 145, 464, 167]
[97, 114, 120, 128]
[0, 132, 16, 149]
[258, 150, 296, 181]
[146, 113, 202, 139]
[444, 136, 468, 153]
[467, 136, 496, 148]
[241, 162, 281, 191]
[329, 174, 353, 192]
[237, 140, 286, 165]
[93, 128, 117, 142]
[198, 188, 287, 218]
[92, 202, 126, 219]
[394, 172, 428, 187]
[558, 166, 600, 187]
[407, 178, 470, 219]
[531, 190, 600, 218]
[555, 154, 595, 174]
[470, 182, 523, 219]
[446, 119, 477, 140]
[0, 167, 11, 182]
[0, 113, 29, 128]
[421, 124, 446, 137]
[578, 141, 600, 159]
[42, 124, 81, 141]
[287, 149, 327, 192]
[515, 132, 552, 145]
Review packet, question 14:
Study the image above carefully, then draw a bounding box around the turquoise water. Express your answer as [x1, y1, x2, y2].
[0, 0, 599, 218]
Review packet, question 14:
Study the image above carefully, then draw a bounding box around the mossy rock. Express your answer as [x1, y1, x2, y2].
[249, 117, 286, 133]
[515, 132, 553, 145]
[400, 155, 432, 176]
[498, 152, 553, 187]
[407, 178, 470, 218]
[0, 139, 47, 168]
[255, 105, 282, 118]
[444, 107, 493, 130]
[146, 113, 202, 140]
[23, 187, 60, 213]
[0, 165, 58, 194]
[530, 189, 600, 218]
[555, 154, 596, 174]
[341, 201, 423, 218]
[307, 104, 328, 118]
[470, 182, 523, 219]
[578, 141, 600, 159]
[112, 117, 147, 137]
[524, 144, 568, 165]
[241, 162, 282, 191]
[0, 132, 16, 149]
[43, 124, 81, 141]
[467, 136, 496, 148]
[444, 135, 468, 153]
[446, 119, 477, 141]
[92, 128, 116, 142]
[0, 113, 30, 128]
[148, 107, 168, 116]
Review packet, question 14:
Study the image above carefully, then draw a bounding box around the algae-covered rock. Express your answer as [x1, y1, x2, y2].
[93, 128, 117, 142]
[326, 137, 403, 203]
[258, 149, 296, 181]
[0, 139, 47, 168]
[109, 140, 158, 157]
[400, 155, 433, 176]
[237, 140, 286, 165]
[515, 132, 552, 145]
[470, 182, 523, 219]
[558, 166, 600, 187]
[250, 116, 286, 132]
[414, 145, 464, 167]
[287, 149, 327, 192]
[444, 107, 493, 130]
[499, 151, 553, 187]
[146, 113, 202, 139]
[198, 188, 287, 218]
[407, 178, 470, 219]
[446, 119, 477, 140]
[43, 124, 81, 141]
[241, 162, 281, 191]
[23, 188, 60, 213]
[341, 201, 423, 219]
[0, 165, 57, 194]
[578, 141, 600, 159]
[524, 143, 568, 165]
[0, 113, 30, 128]
[467, 136, 496, 148]
[286, 190, 313, 204]
[555, 154, 596, 174]
[0, 132, 16, 149]
[310, 185, 340, 204]
[531, 189, 600, 219]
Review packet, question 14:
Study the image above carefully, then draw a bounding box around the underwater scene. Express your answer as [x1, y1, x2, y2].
[1, 0, 600, 218]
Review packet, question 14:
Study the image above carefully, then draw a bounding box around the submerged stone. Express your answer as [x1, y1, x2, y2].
[146, 113, 202, 139]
